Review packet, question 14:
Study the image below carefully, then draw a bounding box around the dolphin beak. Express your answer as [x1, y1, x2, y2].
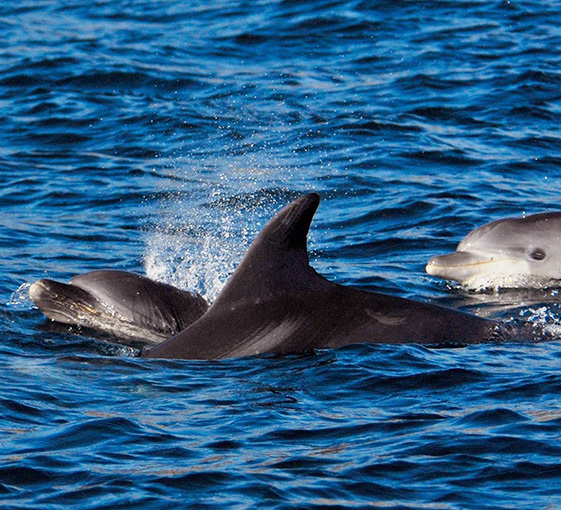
[29, 279, 57, 305]
[425, 251, 500, 282]
[29, 279, 70, 322]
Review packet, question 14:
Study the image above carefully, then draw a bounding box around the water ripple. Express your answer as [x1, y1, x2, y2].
[2, 0, 561, 509]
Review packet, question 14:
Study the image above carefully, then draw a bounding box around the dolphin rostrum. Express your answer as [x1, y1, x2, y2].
[426, 212, 561, 290]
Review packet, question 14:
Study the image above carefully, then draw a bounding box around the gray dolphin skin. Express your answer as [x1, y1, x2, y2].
[144, 193, 506, 360]
[426, 212, 561, 290]
[29, 270, 209, 344]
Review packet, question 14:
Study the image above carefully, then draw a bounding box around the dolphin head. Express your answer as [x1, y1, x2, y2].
[29, 270, 209, 343]
[426, 212, 561, 290]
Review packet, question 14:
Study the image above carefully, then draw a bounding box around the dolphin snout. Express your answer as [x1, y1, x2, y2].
[29, 279, 56, 303]
[426, 251, 497, 282]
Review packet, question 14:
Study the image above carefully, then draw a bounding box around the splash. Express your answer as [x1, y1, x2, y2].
[6, 283, 34, 310]
[141, 130, 308, 302]
[142, 179, 297, 302]
[518, 305, 561, 339]
[143, 206, 252, 302]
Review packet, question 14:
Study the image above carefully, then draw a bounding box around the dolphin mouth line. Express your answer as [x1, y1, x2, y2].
[427, 257, 512, 269]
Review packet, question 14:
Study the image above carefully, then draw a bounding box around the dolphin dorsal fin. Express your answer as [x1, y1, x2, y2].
[211, 193, 324, 307]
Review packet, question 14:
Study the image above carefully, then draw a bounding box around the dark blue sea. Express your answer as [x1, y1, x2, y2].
[2, 1, 561, 508]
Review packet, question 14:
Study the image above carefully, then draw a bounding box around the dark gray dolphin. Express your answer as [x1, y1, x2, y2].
[426, 212, 561, 290]
[145, 193, 506, 360]
[29, 270, 209, 344]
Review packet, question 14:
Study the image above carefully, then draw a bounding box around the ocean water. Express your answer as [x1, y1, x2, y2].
[2, 1, 561, 508]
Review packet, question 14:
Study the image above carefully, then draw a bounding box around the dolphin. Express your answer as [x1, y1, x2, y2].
[29, 270, 209, 344]
[426, 212, 561, 290]
[144, 193, 511, 360]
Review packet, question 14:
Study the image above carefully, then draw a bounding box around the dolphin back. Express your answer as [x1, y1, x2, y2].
[145, 194, 503, 360]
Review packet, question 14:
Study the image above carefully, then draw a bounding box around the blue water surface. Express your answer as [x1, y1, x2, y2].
[2, 1, 561, 508]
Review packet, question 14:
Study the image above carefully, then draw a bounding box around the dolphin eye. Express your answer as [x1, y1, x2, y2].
[530, 248, 546, 261]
